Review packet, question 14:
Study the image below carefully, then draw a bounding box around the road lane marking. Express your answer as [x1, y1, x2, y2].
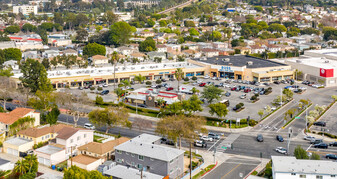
[207, 139, 222, 151]
[306, 144, 312, 151]
[221, 164, 241, 179]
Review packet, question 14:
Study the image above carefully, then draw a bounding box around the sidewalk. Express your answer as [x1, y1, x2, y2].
[0, 153, 64, 177]
[204, 125, 253, 133]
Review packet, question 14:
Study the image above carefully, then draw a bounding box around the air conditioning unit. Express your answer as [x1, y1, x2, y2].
[325, 60, 329, 63]
[296, 60, 302, 63]
[247, 61, 253, 65]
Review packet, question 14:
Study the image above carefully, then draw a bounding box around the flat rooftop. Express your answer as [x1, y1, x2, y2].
[305, 49, 337, 57]
[5, 137, 32, 146]
[193, 55, 288, 68]
[35, 145, 64, 155]
[104, 165, 164, 179]
[286, 57, 337, 69]
[12, 62, 202, 79]
[272, 156, 337, 175]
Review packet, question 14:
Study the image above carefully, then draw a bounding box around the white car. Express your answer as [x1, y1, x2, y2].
[103, 83, 108, 87]
[200, 135, 213, 142]
[240, 94, 247, 99]
[204, 75, 210, 79]
[98, 84, 103, 88]
[211, 77, 217, 80]
[84, 123, 95, 130]
[275, 147, 287, 154]
[151, 85, 157, 88]
[194, 140, 207, 148]
[304, 135, 315, 141]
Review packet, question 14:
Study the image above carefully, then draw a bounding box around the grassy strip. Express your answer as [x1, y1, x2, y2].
[282, 103, 313, 128]
[308, 100, 336, 129]
[192, 164, 216, 179]
[259, 99, 293, 123]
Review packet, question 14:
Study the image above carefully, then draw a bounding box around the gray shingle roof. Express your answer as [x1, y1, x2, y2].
[104, 165, 164, 179]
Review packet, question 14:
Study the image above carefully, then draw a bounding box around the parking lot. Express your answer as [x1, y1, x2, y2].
[310, 103, 337, 136]
[61, 77, 324, 121]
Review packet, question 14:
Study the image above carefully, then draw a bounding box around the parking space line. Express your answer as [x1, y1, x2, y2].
[306, 144, 312, 151]
[207, 139, 222, 152]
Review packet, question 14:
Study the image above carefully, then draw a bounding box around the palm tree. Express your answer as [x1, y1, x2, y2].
[156, 98, 165, 108]
[114, 88, 124, 101]
[109, 52, 120, 90]
[175, 68, 184, 93]
[120, 80, 131, 90]
[0, 170, 10, 178]
[25, 155, 38, 173]
[14, 159, 29, 176]
[134, 74, 146, 84]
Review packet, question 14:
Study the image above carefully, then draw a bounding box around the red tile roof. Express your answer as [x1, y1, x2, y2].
[0, 108, 36, 125]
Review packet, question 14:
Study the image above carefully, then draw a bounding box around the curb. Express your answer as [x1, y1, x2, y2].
[283, 103, 313, 129]
[244, 165, 260, 179]
[201, 162, 218, 177]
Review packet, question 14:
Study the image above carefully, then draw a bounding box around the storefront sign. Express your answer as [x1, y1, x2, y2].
[320, 68, 334, 78]
[84, 78, 93, 81]
[219, 66, 234, 72]
[149, 73, 154, 75]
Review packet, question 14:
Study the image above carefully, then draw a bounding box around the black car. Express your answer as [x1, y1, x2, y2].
[326, 154, 337, 159]
[257, 134, 263, 142]
[329, 142, 337, 147]
[225, 92, 231, 97]
[160, 137, 174, 145]
[274, 81, 280, 84]
[101, 90, 109, 95]
[138, 104, 148, 108]
[313, 121, 326, 127]
[314, 143, 328, 149]
[276, 135, 284, 142]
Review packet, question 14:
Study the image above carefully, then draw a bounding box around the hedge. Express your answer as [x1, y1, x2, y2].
[283, 103, 312, 128]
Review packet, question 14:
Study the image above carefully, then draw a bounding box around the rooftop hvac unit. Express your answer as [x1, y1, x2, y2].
[247, 61, 253, 65]
[325, 60, 329, 63]
[215, 57, 219, 60]
[296, 60, 302, 63]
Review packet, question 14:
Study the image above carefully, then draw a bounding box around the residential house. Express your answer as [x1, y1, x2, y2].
[0, 158, 14, 171]
[63, 49, 78, 56]
[114, 134, 184, 179]
[48, 34, 72, 47]
[212, 42, 228, 49]
[3, 60, 19, 70]
[3, 137, 34, 156]
[139, 31, 155, 38]
[233, 47, 251, 55]
[43, 50, 60, 58]
[91, 55, 109, 65]
[117, 46, 134, 56]
[182, 49, 202, 58]
[130, 52, 147, 61]
[249, 45, 266, 54]
[147, 52, 166, 61]
[55, 126, 94, 157]
[265, 44, 281, 53]
[272, 156, 337, 179]
[200, 48, 220, 57]
[0, 108, 40, 135]
[97, 161, 116, 174]
[166, 44, 181, 53]
[67, 154, 103, 171]
[35, 143, 66, 166]
[17, 124, 68, 145]
[78, 137, 129, 161]
[156, 44, 168, 52]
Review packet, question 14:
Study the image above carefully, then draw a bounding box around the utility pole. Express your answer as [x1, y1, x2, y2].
[280, 88, 283, 106]
[213, 141, 216, 164]
[287, 127, 292, 155]
[189, 142, 192, 179]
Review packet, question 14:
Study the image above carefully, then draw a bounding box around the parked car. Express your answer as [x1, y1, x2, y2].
[211, 77, 217, 80]
[231, 87, 237, 91]
[200, 135, 213, 142]
[166, 87, 174, 91]
[208, 132, 220, 140]
[194, 140, 207, 148]
[225, 92, 231, 97]
[257, 134, 263, 142]
[276, 135, 284, 142]
[199, 83, 206, 87]
[244, 88, 251, 93]
[84, 123, 95, 130]
[313, 121, 326, 127]
[240, 94, 247, 99]
[101, 90, 109, 95]
[310, 139, 323, 144]
[314, 143, 328, 149]
[103, 83, 108, 87]
[274, 81, 280, 84]
[304, 135, 315, 141]
[204, 75, 210, 79]
[275, 147, 287, 154]
[326, 154, 337, 159]
[329, 142, 337, 147]
[160, 137, 175, 145]
[151, 85, 157, 88]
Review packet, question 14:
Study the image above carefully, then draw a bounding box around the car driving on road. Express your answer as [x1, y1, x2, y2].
[326, 154, 337, 159]
[275, 147, 287, 154]
[329, 142, 337, 147]
[276, 135, 284, 142]
[314, 143, 328, 149]
[194, 140, 207, 148]
[200, 135, 213, 142]
[304, 135, 315, 141]
[84, 123, 95, 130]
[257, 134, 263, 142]
[208, 132, 220, 140]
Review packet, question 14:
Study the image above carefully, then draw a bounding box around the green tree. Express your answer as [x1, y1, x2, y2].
[159, 20, 167, 27]
[101, 11, 118, 26]
[189, 28, 199, 36]
[310, 152, 320, 160]
[21, 23, 37, 33]
[258, 109, 264, 119]
[268, 23, 287, 33]
[5, 25, 20, 34]
[0, 68, 14, 77]
[254, 6, 263, 12]
[209, 102, 228, 120]
[147, 19, 155, 27]
[165, 102, 183, 115]
[201, 85, 224, 103]
[64, 165, 107, 179]
[83, 43, 106, 57]
[109, 21, 136, 47]
[45, 106, 60, 125]
[182, 95, 203, 115]
[95, 95, 104, 105]
[116, 0, 124, 9]
[175, 68, 184, 93]
[257, 21, 268, 29]
[4, 48, 22, 61]
[139, 38, 156, 52]
[20, 59, 52, 93]
[76, 29, 89, 41]
[211, 31, 222, 41]
[41, 58, 50, 70]
[287, 27, 300, 37]
[134, 74, 146, 84]
[184, 21, 195, 27]
[283, 88, 293, 99]
[114, 88, 125, 101]
[88, 107, 131, 133]
[294, 145, 309, 159]
[332, 95, 337, 101]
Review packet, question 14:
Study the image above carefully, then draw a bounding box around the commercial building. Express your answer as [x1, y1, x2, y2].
[190, 55, 294, 82]
[272, 156, 337, 179]
[13, 5, 38, 15]
[113, 134, 184, 179]
[286, 57, 337, 87]
[11, 61, 205, 89]
[304, 49, 337, 61]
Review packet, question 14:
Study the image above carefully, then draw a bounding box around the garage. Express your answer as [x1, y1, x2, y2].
[7, 148, 18, 156]
[38, 157, 51, 166]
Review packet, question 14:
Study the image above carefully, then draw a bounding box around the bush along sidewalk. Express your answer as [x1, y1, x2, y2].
[192, 163, 217, 179]
[259, 98, 293, 123]
[283, 103, 313, 128]
[308, 100, 336, 129]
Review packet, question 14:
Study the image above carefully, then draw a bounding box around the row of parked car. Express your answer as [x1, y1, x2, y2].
[302, 80, 324, 88]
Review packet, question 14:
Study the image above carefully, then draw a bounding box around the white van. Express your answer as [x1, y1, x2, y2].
[84, 123, 95, 130]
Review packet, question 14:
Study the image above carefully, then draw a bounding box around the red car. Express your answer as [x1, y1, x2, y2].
[199, 83, 206, 87]
[166, 87, 174, 91]
[231, 87, 237, 91]
[244, 88, 251, 93]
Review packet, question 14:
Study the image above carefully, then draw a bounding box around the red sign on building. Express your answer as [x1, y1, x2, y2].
[320, 68, 334, 77]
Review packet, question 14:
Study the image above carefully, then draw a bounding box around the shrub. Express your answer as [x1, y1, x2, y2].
[184, 77, 189, 81]
[251, 171, 258, 175]
[235, 104, 241, 109]
[146, 81, 152, 85]
[249, 120, 258, 126]
[192, 76, 197, 81]
[90, 87, 95, 90]
[255, 94, 259, 97]
[156, 79, 162, 84]
[251, 95, 257, 100]
[97, 87, 103, 91]
[95, 96, 104, 105]
[239, 103, 244, 107]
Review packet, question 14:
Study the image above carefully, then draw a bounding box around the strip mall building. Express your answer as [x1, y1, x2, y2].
[11, 55, 294, 88]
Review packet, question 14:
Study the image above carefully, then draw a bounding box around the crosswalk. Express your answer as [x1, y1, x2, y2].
[216, 134, 241, 152]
